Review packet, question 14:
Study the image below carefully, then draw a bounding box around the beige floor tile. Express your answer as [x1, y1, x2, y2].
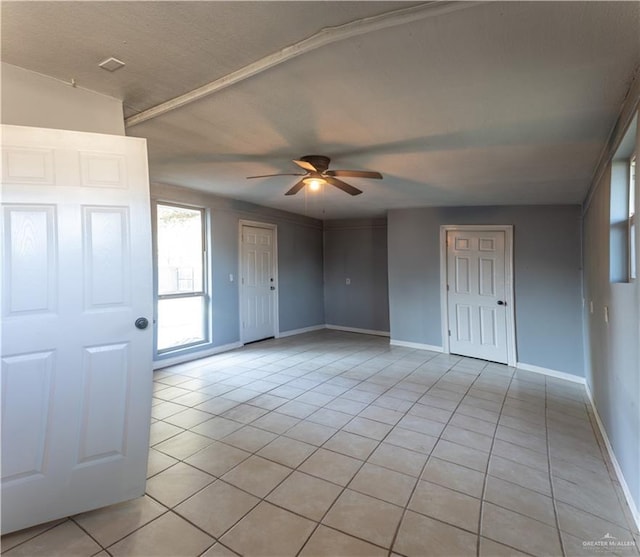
[393, 510, 477, 557]
[488, 454, 551, 496]
[276, 400, 319, 419]
[284, 421, 337, 446]
[556, 500, 635, 543]
[349, 463, 416, 507]
[484, 476, 556, 526]
[146, 462, 215, 507]
[175, 480, 259, 537]
[194, 397, 239, 415]
[1, 519, 67, 552]
[221, 455, 291, 497]
[481, 502, 563, 556]
[73, 495, 166, 547]
[367, 442, 428, 477]
[409, 480, 481, 533]
[220, 403, 269, 424]
[358, 405, 404, 425]
[322, 430, 379, 460]
[492, 438, 549, 472]
[325, 397, 369, 415]
[3, 520, 101, 557]
[421, 456, 485, 498]
[299, 448, 363, 486]
[246, 393, 288, 411]
[299, 525, 387, 557]
[479, 536, 531, 556]
[408, 402, 453, 423]
[153, 430, 214, 460]
[257, 436, 317, 467]
[201, 543, 240, 556]
[343, 416, 393, 440]
[323, 489, 403, 548]
[220, 425, 277, 452]
[151, 400, 187, 420]
[449, 413, 496, 437]
[296, 391, 336, 407]
[495, 424, 547, 454]
[307, 408, 353, 428]
[553, 474, 628, 527]
[149, 421, 183, 446]
[267, 471, 342, 521]
[108, 511, 214, 556]
[185, 440, 251, 476]
[163, 407, 213, 428]
[385, 427, 437, 454]
[442, 424, 493, 452]
[252, 411, 300, 434]
[191, 416, 244, 440]
[221, 501, 315, 557]
[397, 414, 446, 437]
[147, 447, 179, 478]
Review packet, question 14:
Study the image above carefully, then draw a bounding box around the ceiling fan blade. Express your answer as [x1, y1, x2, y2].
[284, 179, 306, 196]
[293, 159, 318, 172]
[326, 170, 383, 179]
[247, 173, 304, 179]
[325, 176, 362, 196]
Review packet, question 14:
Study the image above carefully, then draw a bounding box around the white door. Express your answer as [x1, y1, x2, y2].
[240, 224, 277, 343]
[1, 125, 153, 534]
[446, 229, 511, 364]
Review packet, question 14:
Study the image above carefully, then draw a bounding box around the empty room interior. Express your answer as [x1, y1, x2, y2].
[1, 2, 640, 556]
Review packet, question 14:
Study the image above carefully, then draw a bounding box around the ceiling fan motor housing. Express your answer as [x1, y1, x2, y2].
[301, 155, 331, 173]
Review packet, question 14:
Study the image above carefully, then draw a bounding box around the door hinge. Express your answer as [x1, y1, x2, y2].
[448, 330, 451, 336]
[446, 284, 450, 291]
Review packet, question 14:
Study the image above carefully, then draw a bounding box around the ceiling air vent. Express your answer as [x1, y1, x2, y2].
[98, 57, 125, 72]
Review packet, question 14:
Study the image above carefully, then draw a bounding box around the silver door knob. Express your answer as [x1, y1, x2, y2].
[135, 317, 149, 329]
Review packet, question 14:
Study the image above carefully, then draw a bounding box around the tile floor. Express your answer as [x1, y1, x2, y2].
[3, 330, 639, 557]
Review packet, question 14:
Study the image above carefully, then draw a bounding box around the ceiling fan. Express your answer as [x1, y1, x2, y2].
[246, 155, 383, 196]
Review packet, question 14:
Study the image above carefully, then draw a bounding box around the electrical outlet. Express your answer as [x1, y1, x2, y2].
[589, 300, 594, 314]
[229, 273, 234, 282]
[346, 278, 351, 285]
[604, 305, 609, 323]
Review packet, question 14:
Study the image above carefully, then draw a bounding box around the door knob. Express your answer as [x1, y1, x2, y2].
[135, 317, 149, 329]
[270, 286, 276, 291]
[497, 300, 506, 306]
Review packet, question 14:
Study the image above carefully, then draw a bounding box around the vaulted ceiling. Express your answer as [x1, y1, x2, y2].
[3, 1, 639, 219]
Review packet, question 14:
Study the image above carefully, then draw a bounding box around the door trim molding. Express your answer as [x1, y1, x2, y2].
[238, 220, 279, 344]
[439, 225, 517, 367]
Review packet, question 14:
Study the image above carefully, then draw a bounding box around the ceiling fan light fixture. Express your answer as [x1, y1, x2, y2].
[303, 177, 325, 191]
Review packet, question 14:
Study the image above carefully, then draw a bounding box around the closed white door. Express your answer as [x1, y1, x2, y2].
[446, 229, 510, 364]
[1, 125, 153, 534]
[240, 224, 276, 343]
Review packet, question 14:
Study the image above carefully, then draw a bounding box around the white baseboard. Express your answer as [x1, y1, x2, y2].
[390, 339, 444, 352]
[326, 324, 390, 337]
[584, 384, 640, 531]
[153, 342, 242, 370]
[277, 324, 325, 338]
[515, 362, 586, 384]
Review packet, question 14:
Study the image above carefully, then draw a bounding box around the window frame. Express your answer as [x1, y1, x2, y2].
[154, 201, 210, 355]
[629, 155, 636, 281]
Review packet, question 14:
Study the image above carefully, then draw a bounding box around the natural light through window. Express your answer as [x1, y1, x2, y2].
[630, 156, 636, 280]
[156, 204, 207, 352]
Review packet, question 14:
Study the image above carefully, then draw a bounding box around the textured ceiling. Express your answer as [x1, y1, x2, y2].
[3, 1, 640, 219]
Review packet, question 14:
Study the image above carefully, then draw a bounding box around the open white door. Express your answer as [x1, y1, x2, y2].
[442, 226, 516, 365]
[1, 125, 154, 534]
[240, 222, 277, 343]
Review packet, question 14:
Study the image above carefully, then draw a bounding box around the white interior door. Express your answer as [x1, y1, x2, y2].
[240, 223, 276, 343]
[1, 125, 154, 534]
[446, 229, 511, 364]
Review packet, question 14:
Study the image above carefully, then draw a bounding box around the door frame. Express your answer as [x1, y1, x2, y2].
[439, 225, 517, 367]
[238, 220, 279, 343]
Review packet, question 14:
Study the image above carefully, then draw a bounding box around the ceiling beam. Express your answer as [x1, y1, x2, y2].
[125, 1, 480, 128]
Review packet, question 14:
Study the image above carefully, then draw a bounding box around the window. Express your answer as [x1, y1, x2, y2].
[630, 156, 636, 280]
[156, 203, 208, 352]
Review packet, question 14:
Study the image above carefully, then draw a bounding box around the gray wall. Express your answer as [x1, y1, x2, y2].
[582, 112, 639, 514]
[323, 219, 389, 332]
[1, 63, 125, 135]
[151, 183, 325, 355]
[388, 205, 584, 376]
